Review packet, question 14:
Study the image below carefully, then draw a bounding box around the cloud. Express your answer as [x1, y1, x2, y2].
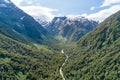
[81, 13, 88, 17]
[101, 0, 120, 7]
[90, 6, 95, 11]
[10, 0, 120, 22]
[20, 6, 58, 21]
[11, 0, 24, 6]
[82, 5, 120, 22]
[26, 1, 33, 5]
[87, 0, 120, 21]
[11, 0, 58, 21]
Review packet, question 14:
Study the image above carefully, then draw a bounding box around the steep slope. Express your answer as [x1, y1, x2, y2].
[0, 21, 28, 43]
[78, 10, 120, 50]
[47, 16, 98, 41]
[0, 0, 50, 43]
[64, 10, 120, 80]
[34, 16, 50, 28]
[0, 33, 65, 80]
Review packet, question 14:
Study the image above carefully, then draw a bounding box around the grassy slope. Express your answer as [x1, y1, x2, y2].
[63, 10, 120, 80]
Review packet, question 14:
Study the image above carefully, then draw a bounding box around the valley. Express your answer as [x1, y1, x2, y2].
[0, 0, 120, 80]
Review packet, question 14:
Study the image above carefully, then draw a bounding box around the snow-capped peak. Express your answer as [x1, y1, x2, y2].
[4, 0, 11, 3]
[33, 17, 50, 28]
[66, 15, 87, 21]
[67, 15, 84, 19]
[54, 15, 89, 22]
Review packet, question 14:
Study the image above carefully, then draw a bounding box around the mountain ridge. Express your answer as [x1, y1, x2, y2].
[63, 10, 120, 80]
[45, 16, 98, 42]
[0, 0, 52, 43]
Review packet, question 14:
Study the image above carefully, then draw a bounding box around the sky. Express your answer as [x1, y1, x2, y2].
[11, 0, 120, 22]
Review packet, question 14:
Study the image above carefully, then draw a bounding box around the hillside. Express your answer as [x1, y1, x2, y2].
[0, 33, 66, 80]
[0, 0, 52, 43]
[63, 10, 120, 80]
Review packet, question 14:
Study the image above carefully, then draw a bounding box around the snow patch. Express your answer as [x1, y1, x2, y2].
[4, 0, 11, 3]
[67, 16, 87, 21]
[0, 4, 7, 7]
[34, 17, 50, 27]
[55, 18, 61, 23]
[20, 16, 25, 20]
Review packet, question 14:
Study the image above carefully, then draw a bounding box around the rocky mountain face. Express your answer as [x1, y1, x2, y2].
[46, 16, 98, 41]
[34, 17, 50, 28]
[0, 0, 51, 43]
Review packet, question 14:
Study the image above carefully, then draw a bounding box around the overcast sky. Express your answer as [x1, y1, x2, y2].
[11, 0, 120, 21]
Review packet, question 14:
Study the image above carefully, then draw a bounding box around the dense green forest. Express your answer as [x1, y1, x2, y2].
[63, 10, 120, 80]
[0, 0, 120, 79]
[0, 34, 67, 80]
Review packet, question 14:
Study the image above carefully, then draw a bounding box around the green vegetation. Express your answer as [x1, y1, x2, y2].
[63, 10, 120, 80]
[0, 2, 119, 80]
[0, 34, 66, 80]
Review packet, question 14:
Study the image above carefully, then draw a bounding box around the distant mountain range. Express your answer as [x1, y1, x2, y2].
[35, 16, 98, 42]
[1, 0, 99, 43]
[49, 16, 98, 41]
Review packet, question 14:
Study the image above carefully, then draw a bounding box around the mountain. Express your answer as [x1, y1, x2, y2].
[1, 0, 119, 80]
[63, 10, 120, 80]
[0, 0, 51, 43]
[0, 1, 66, 79]
[0, 33, 65, 80]
[47, 16, 98, 41]
[78, 11, 120, 50]
[0, 21, 28, 43]
[34, 16, 50, 28]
